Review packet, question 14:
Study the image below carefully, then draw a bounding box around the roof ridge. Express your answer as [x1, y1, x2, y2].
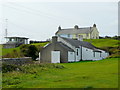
[61, 27, 91, 30]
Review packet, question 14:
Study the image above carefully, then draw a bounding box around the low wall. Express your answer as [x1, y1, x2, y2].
[1, 57, 33, 65]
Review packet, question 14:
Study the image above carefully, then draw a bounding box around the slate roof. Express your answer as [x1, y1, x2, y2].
[57, 42, 74, 52]
[56, 27, 93, 35]
[61, 37, 101, 52]
[43, 42, 74, 52]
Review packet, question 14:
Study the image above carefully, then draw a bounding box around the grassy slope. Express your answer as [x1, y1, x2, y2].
[2, 58, 118, 88]
[2, 42, 49, 57]
[84, 39, 120, 58]
[2, 39, 119, 58]
[2, 47, 20, 56]
[84, 39, 119, 48]
[0, 45, 2, 57]
[31, 42, 49, 46]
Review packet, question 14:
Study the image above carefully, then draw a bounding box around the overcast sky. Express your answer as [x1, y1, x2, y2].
[0, 1, 118, 43]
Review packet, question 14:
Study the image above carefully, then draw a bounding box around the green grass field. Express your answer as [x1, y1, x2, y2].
[31, 42, 49, 46]
[2, 42, 49, 58]
[84, 39, 119, 48]
[0, 45, 2, 57]
[2, 58, 118, 88]
[2, 47, 20, 56]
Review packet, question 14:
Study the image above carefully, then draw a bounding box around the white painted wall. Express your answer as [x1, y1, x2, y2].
[93, 52, 102, 60]
[82, 47, 93, 60]
[90, 27, 99, 39]
[68, 51, 75, 62]
[51, 51, 60, 63]
[100, 50, 109, 59]
[39, 52, 40, 63]
[57, 36, 109, 61]
[80, 47, 109, 61]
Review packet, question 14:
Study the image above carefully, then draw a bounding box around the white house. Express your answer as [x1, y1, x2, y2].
[55, 24, 99, 39]
[40, 36, 109, 63]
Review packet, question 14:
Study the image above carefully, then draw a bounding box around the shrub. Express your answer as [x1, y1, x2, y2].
[20, 45, 38, 60]
[2, 64, 21, 73]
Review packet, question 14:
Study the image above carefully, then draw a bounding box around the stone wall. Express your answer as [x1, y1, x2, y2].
[2, 44, 16, 48]
[1, 57, 33, 65]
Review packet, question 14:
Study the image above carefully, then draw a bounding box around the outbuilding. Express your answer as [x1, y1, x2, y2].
[40, 36, 109, 63]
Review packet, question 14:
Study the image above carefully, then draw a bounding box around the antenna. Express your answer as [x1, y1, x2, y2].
[5, 19, 8, 43]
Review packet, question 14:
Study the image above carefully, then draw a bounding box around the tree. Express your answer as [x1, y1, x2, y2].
[27, 45, 38, 60]
[105, 36, 111, 39]
[20, 45, 38, 60]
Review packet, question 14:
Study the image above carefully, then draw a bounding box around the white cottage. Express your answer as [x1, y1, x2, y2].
[40, 36, 109, 63]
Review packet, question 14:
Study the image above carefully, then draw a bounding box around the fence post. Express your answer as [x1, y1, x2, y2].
[39, 52, 40, 63]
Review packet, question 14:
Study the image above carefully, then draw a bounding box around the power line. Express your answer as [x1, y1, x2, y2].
[5, 3, 76, 24]
[3, 3, 65, 24]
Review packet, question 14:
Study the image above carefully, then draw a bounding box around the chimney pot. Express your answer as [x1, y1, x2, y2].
[52, 36, 58, 43]
[74, 25, 79, 29]
[58, 26, 61, 30]
[93, 24, 96, 27]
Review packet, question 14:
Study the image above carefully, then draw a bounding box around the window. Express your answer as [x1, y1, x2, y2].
[77, 49, 78, 56]
[68, 34, 70, 37]
[100, 52, 101, 57]
[70, 52, 73, 54]
[93, 52, 95, 57]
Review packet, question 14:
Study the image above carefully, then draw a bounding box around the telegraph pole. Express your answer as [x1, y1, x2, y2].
[5, 19, 8, 43]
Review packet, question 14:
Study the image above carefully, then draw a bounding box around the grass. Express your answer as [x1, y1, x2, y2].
[84, 39, 120, 58]
[31, 42, 49, 47]
[2, 58, 118, 88]
[0, 45, 2, 57]
[2, 47, 20, 56]
[2, 39, 119, 58]
[2, 42, 49, 58]
[84, 39, 119, 48]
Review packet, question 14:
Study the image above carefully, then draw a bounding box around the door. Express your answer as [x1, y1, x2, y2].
[68, 51, 75, 62]
[51, 51, 60, 63]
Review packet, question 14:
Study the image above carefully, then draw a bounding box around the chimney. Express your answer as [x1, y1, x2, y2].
[78, 35, 83, 41]
[93, 24, 96, 27]
[58, 26, 61, 30]
[52, 36, 58, 43]
[74, 25, 79, 29]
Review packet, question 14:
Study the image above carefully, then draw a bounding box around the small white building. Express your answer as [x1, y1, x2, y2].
[40, 36, 109, 63]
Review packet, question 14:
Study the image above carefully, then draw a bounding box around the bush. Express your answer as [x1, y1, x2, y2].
[20, 45, 38, 60]
[2, 64, 21, 73]
[19, 63, 65, 74]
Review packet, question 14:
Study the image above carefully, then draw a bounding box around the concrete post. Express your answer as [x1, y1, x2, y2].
[39, 52, 40, 63]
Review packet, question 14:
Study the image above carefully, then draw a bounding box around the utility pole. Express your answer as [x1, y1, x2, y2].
[5, 19, 8, 43]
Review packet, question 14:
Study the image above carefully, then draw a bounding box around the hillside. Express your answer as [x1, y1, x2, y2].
[84, 39, 120, 58]
[2, 39, 119, 88]
[2, 39, 119, 58]
[2, 58, 118, 88]
[2, 42, 49, 58]
[84, 39, 119, 48]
